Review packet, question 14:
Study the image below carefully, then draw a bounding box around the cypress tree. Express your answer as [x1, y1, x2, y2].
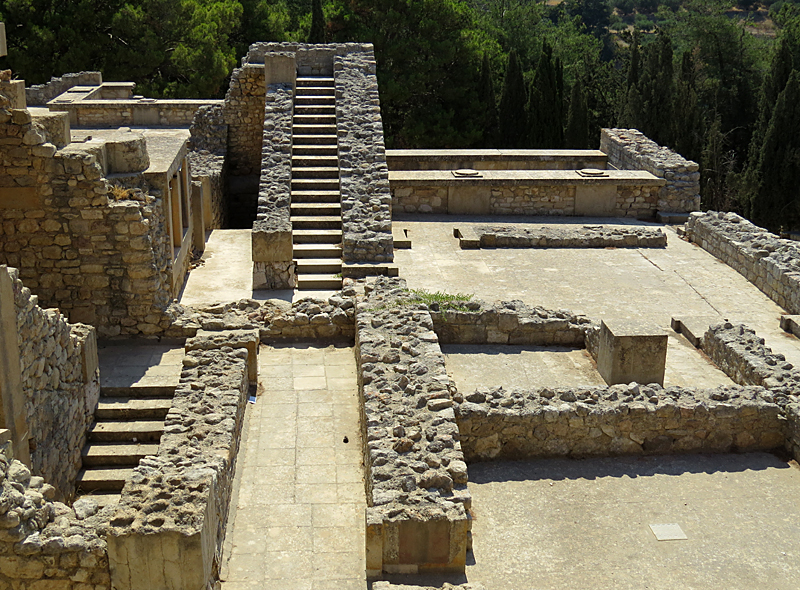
[673, 50, 703, 163]
[498, 50, 527, 148]
[308, 0, 325, 44]
[565, 79, 589, 149]
[751, 70, 800, 231]
[477, 53, 500, 147]
[638, 30, 674, 146]
[527, 42, 563, 148]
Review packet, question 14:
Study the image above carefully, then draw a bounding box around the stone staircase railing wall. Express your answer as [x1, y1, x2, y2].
[25, 71, 103, 106]
[6, 266, 99, 501]
[600, 128, 700, 213]
[686, 211, 800, 314]
[252, 83, 295, 289]
[0, 106, 175, 337]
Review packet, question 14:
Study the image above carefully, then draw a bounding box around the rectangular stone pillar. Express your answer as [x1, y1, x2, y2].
[191, 181, 205, 253]
[0, 266, 31, 466]
[596, 319, 668, 386]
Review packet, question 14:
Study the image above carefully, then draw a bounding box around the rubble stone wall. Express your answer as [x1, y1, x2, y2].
[223, 65, 265, 178]
[10, 267, 99, 501]
[601, 128, 700, 213]
[335, 50, 394, 263]
[25, 71, 103, 106]
[107, 337, 251, 590]
[457, 384, 784, 461]
[686, 211, 800, 314]
[469, 225, 667, 249]
[0, 107, 174, 337]
[189, 104, 228, 229]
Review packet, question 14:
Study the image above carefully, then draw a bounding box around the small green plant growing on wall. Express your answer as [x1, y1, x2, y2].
[405, 289, 473, 312]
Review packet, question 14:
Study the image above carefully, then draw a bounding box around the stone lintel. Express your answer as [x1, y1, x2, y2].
[597, 319, 668, 386]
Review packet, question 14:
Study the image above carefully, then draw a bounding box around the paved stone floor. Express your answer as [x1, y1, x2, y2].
[395, 215, 800, 372]
[220, 344, 367, 589]
[465, 453, 800, 590]
[442, 343, 732, 392]
[97, 340, 183, 389]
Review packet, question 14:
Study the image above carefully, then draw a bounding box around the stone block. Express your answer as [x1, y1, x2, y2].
[0, 81, 26, 109]
[574, 183, 617, 216]
[0, 187, 41, 209]
[672, 315, 720, 348]
[596, 319, 668, 386]
[251, 225, 292, 262]
[780, 315, 800, 339]
[448, 185, 489, 215]
[105, 130, 149, 173]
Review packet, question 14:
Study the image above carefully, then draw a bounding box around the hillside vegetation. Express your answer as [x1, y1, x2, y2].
[3, 0, 800, 229]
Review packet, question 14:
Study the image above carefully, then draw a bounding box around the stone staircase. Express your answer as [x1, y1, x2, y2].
[292, 76, 343, 290]
[75, 384, 172, 507]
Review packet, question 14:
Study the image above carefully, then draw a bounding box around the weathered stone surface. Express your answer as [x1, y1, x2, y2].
[472, 224, 667, 249]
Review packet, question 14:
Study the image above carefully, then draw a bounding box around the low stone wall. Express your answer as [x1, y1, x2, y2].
[252, 83, 295, 290]
[335, 50, 394, 264]
[11, 267, 99, 501]
[467, 224, 666, 249]
[107, 336, 251, 590]
[457, 384, 784, 461]
[246, 42, 338, 76]
[686, 211, 800, 314]
[372, 583, 486, 590]
[430, 300, 591, 346]
[48, 100, 219, 128]
[385, 149, 607, 171]
[356, 278, 470, 575]
[600, 128, 700, 213]
[25, 71, 103, 106]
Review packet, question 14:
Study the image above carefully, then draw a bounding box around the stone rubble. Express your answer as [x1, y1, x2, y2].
[474, 224, 667, 249]
[25, 72, 103, 106]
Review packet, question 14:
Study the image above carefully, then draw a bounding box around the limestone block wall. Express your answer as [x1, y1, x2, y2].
[356, 278, 470, 575]
[107, 337, 251, 590]
[223, 64, 265, 178]
[0, 107, 175, 337]
[189, 104, 228, 229]
[252, 83, 295, 289]
[49, 101, 217, 128]
[385, 149, 608, 171]
[457, 384, 784, 461]
[10, 267, 99, 501]
[25, 71, 103, 106]
[335, 50, 394, 263]
[686, 211, 800, 314]
[0, 451, 112, 590]
[600, 128, 700, 213]
[246, 42, 338, 76]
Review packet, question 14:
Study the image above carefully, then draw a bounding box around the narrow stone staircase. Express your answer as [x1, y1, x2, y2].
[76, 384, 172, 507]
[292, 76, 343, 290]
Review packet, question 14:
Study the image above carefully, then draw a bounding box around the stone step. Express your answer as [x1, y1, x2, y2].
[292, 155, 338, 168]
[292, 144, 338, 157]
[293, 243, 343, 258]
[293, 105, 336, 116]
[297, 274, 343, 290]
[295, 87, 335, 97]
[292, 134, 338, 146]
[296, 77, 335, 86]
[82, 442, 160, 467]
[76, 468, 132, 492]
[293, 114, 336, 125]
[292, 179, 340, 191]
[87, 420, 164, 443]
[95, 398, 172, 421]
[101, 385, 176, 398]
[291, 215, 342, 230]
[295, 95, 335, 106]
[291, 166, 339, 179]
[295, 259, 343, 274]
[291, 190, 340, 204]
[293, 124, 337, 135]
[293, 229, 343, 244]
[291, 202, 341, 216]
[78, 492, 121, 509]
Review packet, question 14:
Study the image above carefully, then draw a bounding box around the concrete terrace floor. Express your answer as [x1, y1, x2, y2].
[394, 215, 800, 374]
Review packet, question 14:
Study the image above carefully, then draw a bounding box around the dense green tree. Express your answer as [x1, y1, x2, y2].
[498, 49, 527, 148]
[308, 0, 325, 43]
[750, 70, 800, 230]
[672, 50, 703, 164]
[701, 114, 736, 212]
[565, 78, 589, 149]
[477, 52, 500, 147]
[565, 0, 611, 39]
[527, 42, 564, 148]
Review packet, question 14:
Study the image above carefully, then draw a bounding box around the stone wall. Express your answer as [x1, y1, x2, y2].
[686, 211, 800, 314]
[49, 101, 218, 128]
[464, 225, 667, 249]
[335, 51, 394, 263]
[25, 71, 103, 106]
[223, 65, 265, 179]
[0, 106, 175, 337]
[107, 335, 252, 590]
[246, 42, 337, 76]
[188, 104, 228, 229]
[457, 384, 784, 461]
[0, 450, 113, 590]
[252, 83, 295, 289]
[356, 278, 470, 574]
[10, 267, 99, 501]
[385, 149, 607, 171]
[600, 128, 700, 213]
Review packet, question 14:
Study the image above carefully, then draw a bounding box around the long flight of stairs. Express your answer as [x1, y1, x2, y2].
[291, 76, 343, 290]
[76, 384, 172, 507]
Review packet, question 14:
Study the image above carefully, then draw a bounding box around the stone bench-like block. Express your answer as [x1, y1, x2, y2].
[597, 319, 667, 386]
[671, 315, 721, 348]
[781, 315, 800, 338]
